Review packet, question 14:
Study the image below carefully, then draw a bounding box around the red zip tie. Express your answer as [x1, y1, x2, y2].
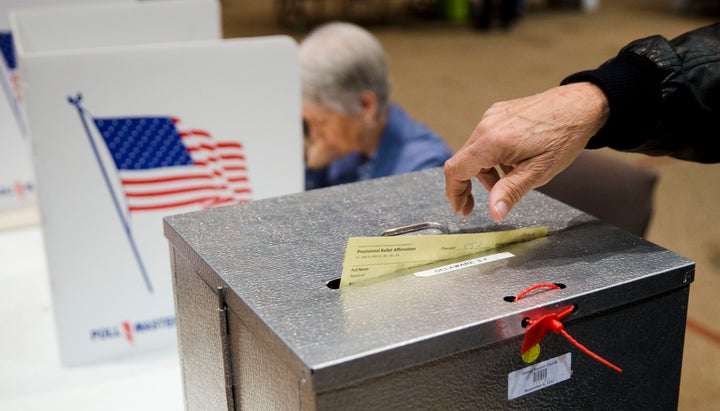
[520, 305, 574, 355]
[514, 283, 561, 301]
[557, 327, 623, 373]
[515, 284, 623, 373]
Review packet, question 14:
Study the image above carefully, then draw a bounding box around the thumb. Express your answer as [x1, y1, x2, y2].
[486, 167, 538, 222]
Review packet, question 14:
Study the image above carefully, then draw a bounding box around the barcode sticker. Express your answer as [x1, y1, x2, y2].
[508, 353, 572, 400]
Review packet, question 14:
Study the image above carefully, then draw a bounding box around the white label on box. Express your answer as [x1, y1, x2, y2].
[414, 252, 514, 277]
[507, 352, 572, 400]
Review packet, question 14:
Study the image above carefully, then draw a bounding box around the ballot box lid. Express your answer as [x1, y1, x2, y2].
[163, 168, 694, 392]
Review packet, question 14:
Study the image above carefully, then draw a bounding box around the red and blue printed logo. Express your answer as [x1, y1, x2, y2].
[0, 181, 33, 200]
[90, 316, 175, 345]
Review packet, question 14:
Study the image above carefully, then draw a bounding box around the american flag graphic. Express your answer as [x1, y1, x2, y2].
[0, 32, 16, 71]
[1, 31, 26, 135]
[93, 116, 252, 213]
[68, 94, 254, 292]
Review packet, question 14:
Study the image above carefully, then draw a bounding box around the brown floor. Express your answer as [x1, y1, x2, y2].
[221, 0, 720, 408]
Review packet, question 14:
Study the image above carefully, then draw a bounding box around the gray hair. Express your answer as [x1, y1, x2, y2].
[299, 21, 391, 117]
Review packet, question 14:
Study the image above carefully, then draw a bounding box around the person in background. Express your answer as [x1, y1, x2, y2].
[469, 0, 524, 31]
[300, 21, 453, 190]
[444, 22, 720, 222]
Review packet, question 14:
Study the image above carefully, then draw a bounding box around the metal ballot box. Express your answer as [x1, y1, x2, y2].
[163, 168, 694, 410]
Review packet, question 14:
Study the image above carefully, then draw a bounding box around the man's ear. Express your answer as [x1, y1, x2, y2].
[359, 91, 378, 121]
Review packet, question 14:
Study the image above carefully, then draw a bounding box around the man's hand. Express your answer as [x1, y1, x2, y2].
[444, 82, 609, 222]
[304, 136, 336, 170]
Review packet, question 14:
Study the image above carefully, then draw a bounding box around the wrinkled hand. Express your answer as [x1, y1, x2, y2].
[443, 82, 609, 222]
[304, 137, 336, 170]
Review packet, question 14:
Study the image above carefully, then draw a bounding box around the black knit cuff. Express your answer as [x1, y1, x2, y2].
[561, 51, 662, 151]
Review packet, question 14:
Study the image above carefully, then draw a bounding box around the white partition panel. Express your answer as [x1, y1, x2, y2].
[0, 0, 134, 219]
[12, 0, 303, 364]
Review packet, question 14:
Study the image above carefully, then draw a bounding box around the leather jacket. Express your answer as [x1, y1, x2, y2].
[562, 22, 720, 163]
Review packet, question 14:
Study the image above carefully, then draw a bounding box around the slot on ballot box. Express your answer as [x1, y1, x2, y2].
[164, 168, 694, 410]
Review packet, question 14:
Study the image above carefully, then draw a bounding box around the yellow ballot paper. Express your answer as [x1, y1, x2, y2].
[340, 226, 548, 287]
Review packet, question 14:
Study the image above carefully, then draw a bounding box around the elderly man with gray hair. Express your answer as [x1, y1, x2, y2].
[300, 21, 452, 190]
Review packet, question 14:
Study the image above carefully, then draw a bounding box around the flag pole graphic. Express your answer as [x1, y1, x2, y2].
[68, 94, 154, 293]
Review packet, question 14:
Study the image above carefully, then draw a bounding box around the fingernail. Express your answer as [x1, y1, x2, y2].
[453, 198, 465, 214]
[494, 200, 509, 221]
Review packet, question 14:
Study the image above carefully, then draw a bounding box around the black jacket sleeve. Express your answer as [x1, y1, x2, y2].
[561, 22, 720, 163]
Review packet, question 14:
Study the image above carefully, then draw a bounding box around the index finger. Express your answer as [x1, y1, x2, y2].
[443, 149, 493, 216]
[443, 172, 473, 215]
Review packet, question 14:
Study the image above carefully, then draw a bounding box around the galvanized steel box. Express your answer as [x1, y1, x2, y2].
[164, 168, 694, 410]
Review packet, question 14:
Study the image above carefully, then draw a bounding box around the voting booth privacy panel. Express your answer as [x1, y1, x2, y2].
[12, 0, 303, 365]
[0, 67, 35, 212]
[0, 1, 42, 213]
[0, 23, 33, 213]
[165, 168, 695, 410]
[1, 0, 134, 214]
